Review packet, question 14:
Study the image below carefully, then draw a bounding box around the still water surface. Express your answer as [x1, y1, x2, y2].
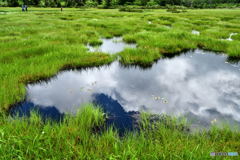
[87, 37, 136, 54]
[11, 49, 240, 129]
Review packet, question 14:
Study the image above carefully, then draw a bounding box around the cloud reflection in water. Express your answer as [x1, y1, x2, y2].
[16, 49, 240, 127]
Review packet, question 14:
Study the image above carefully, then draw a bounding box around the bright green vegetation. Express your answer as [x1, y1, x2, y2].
[0, 8, 240, 110]
[0, 104, 239, 159]
[1, 8, 240, 159]
[1, 8, 240, 111]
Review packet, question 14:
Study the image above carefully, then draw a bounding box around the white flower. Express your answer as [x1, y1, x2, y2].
[211, 119, 217, 124]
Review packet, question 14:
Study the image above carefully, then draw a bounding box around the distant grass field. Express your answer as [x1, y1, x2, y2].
[1, 8, 240, 160]
[0, 8, 240, 111]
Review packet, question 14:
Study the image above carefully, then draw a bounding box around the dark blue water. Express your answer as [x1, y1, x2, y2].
[10, 49, 240, 130]
[10, 93, 138, 134]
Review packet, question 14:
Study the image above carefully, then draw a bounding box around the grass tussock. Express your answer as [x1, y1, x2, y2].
[1, 104, 240, 159]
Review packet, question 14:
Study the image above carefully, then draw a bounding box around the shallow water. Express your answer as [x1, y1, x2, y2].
[87, 37, 136, 54]
[11, 49, 240, 129]
[226, 33, 238, 41]
[192, 30, 200, 35]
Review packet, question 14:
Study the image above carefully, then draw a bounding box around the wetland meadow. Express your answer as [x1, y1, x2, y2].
[1, 7, 240, 159]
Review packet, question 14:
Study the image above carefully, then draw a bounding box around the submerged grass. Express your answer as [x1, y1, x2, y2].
[0, 104, 240, 159]
[0, 8, 240, 110]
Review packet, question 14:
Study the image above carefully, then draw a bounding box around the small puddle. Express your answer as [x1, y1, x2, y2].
[192, 30, 200, 35]
[0, 12, 7, 15]
[164, 25, 171, 29]
[10, 49, 240, 131]
[87, 37, 136, 54]
[224, 33, 238, 41]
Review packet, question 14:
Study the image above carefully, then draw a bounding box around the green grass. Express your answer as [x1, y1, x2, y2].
[0, 8, 240, 159]
[1, 8, 240, 110]
[0, 104, 239, 159]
